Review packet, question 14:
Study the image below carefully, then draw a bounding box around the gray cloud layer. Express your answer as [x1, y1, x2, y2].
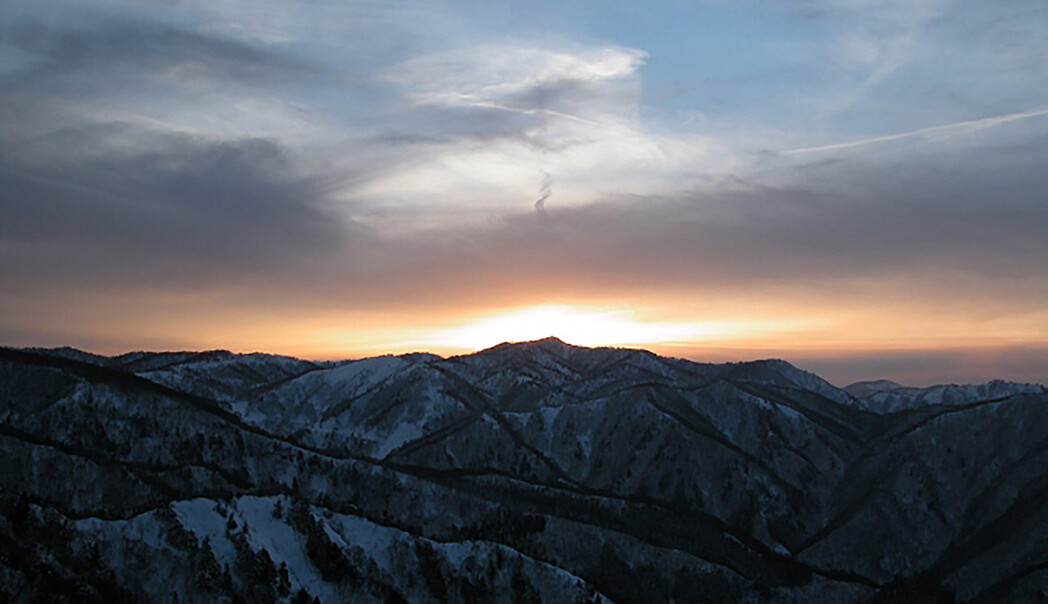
[5, 19, 311, 82]
[0, 129, 344, 289]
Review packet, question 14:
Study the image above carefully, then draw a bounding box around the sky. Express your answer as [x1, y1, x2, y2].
[2, 0, 1047, 386]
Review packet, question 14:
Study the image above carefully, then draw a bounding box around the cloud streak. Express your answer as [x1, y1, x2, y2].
[783, 105, 1048, 155]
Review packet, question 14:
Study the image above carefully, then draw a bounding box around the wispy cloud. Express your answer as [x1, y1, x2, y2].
[813, 0, 952, 120]
[783, 105, 1048, 155]
[354, 41, 730, 220]
[383, 43, 650, 147]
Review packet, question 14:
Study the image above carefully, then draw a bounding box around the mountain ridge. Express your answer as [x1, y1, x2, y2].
[21, 340, 1043, 400]
[2, 341, 1047, 602]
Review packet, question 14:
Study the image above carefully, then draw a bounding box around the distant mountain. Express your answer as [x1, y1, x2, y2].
[846, 377, 1046, 412]
[843, 379, 908, 398]
[2, 339, 1047, 603]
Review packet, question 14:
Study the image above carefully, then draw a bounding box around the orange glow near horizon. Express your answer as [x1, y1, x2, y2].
[18, 291, 1048, 358]
[403, 304, 824, 353]
[413, 305, 718, 350]
[7, 288, 1048, 385]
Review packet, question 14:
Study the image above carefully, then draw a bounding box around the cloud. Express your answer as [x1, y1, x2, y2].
[779, 0, 953, 122]
[353, 41, 735, 220]
[2, 17, 317, 94]
[0, 126, 346, 291]
[388, 43, 647, 105]
[380, 42, 649, 150]
[335, 124, 1048, 307]
[0, 9, 343, 150]
[8, 103, 1042, 309]
[782, 105, 1048, 155]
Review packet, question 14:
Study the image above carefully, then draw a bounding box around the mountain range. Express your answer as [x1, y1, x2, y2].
[2, 338, 1047, 603]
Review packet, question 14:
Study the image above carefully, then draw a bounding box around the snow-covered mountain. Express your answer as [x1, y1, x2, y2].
[845, 378, 1047, 412]
[2, 339, 1047, 603]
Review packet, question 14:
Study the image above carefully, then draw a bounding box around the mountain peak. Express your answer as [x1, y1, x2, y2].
[480, 336, 575, 353]
[522, 335, 571, 348]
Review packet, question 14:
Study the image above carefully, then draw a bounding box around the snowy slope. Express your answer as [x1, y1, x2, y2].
[2, 341, 1047, 603]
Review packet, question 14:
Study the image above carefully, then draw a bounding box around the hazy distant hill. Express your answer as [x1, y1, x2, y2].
[2, 339, 1047, 603]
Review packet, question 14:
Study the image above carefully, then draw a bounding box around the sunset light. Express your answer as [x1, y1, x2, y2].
[421, 305, 719, 350]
